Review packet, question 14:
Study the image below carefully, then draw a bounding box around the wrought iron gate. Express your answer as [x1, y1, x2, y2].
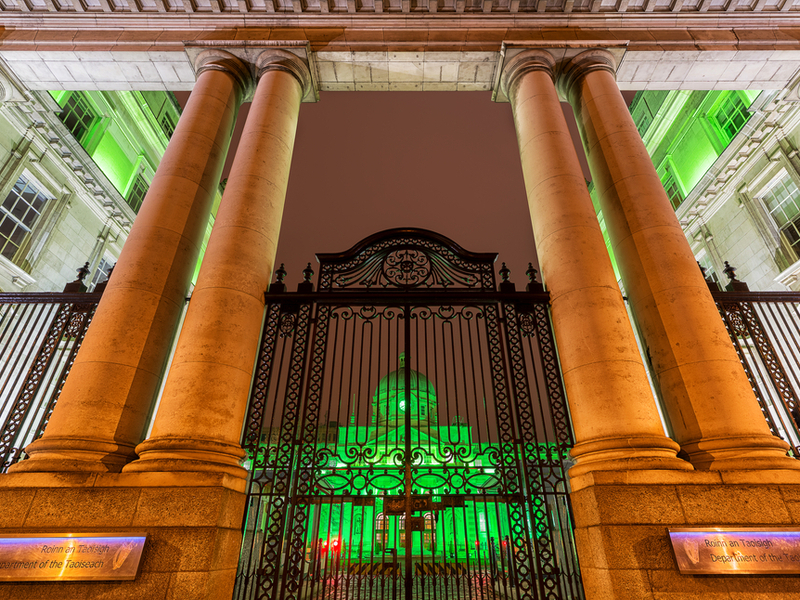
[235, 229, 583, 600]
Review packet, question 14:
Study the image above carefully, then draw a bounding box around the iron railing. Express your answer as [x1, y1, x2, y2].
[714, 291, 800, 457]
[0, 291, 100, 472]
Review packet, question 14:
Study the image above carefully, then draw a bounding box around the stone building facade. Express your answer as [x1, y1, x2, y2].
[0, 63, 189, 293]
[1, 7, 800, 600]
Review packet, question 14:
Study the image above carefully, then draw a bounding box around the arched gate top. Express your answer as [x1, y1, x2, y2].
[314, 228, 498, 292]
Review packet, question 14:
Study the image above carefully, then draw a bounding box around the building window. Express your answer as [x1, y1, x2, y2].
[0, 175, 50, 262]
[763, 173, 800, 254]
[160, 114, 176, 140]
[58, 93, 98, 144]
[127, 175, 148, 213]
[711, 93, 750, 145]
[697, 252, 721, 287]
[636, 112, 652, 138]
[89, 257, 114, 291]
[662, 169, 684, 210]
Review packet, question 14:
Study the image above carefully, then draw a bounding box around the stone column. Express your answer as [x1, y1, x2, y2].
[124, 50, 311, 478]
[501, 50, 690, 476]
[9, 50, 250, 474]
[559, 49, 799, 471]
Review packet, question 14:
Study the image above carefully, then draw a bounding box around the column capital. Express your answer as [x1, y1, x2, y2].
[500, 49, 556, 106]
[555, 48, 618, 103]
[255, 49, 314, 102]
[193, 48, 254, 104]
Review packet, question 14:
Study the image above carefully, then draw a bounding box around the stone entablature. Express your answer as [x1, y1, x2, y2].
[0, 0, 795, 15]
[1, 46, 799, 94]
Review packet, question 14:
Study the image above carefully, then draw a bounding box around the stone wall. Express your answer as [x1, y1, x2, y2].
[571, 471, 800, 599]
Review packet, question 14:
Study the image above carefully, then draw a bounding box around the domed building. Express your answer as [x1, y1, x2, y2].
[371, 353, 438, 433]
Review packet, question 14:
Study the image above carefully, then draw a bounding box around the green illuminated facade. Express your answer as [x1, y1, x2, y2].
[50, 90, 180, 214]
[0, 70, 230, 292]
[590, 89, 800, 291]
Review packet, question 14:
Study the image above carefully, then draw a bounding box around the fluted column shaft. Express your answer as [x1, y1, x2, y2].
[502, 51, 690, 476]
[124, 50, 310, 478]
[560, 49, 798, 471]
[10, 51, 248, 473]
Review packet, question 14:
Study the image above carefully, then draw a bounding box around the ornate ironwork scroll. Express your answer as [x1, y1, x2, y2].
[316, 228, 497, 292]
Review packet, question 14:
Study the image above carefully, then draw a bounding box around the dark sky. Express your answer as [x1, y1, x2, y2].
[177, 90, 611, 290]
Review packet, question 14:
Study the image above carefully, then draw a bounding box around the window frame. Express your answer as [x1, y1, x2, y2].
[89, 255, 115, 291]
[57, 92, 102, 148]
[757, 169, 800, 259]
[705, 91, 753, 149]
[657, 157, 686, 211]
[0, 171, 54, 265]
[125, 173, 149, 213]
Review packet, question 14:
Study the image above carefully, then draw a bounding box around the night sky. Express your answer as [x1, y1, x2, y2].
[177, 89, 619, 290]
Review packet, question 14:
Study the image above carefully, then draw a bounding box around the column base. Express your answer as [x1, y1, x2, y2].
[123, 437, 248, 479]
[7, 437, 136, 473]
[681, 434, 800, 471]
[569, 435, 694, 477]
[570, 470, 800, 600]
[0, 471, 246, 600]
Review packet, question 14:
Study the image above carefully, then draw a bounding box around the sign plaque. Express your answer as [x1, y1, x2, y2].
[0, 533, 147, 581]
[669, 528, 800, 575]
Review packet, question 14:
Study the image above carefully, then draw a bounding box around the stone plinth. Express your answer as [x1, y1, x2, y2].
[0, 472, 245, 600]
[570, 470, 800, 599]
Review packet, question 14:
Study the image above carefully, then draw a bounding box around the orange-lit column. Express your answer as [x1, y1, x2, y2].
[124, 50, 311, 478]
[559, 49, 798, 471]
[10, 50, 250, 474]
[502, 50, 690, 476]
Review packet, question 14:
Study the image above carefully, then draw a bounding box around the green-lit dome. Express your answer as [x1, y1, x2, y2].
[372, 353, 438, 425]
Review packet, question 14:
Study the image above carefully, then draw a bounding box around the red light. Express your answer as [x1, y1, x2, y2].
[475, 540, 480, 547]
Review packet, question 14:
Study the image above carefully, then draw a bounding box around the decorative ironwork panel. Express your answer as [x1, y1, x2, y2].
[316, 228, 497, 292]
[0, 293, 100, 472]
[237, 229, 584, 600]
[714, 292, 800, 458]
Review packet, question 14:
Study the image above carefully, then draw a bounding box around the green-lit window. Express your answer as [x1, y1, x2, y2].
[712, 93, 750, 144]
[636, 112, 652, 138]
[662, 169, 684, 210]
[160, 114, 175, 140]
[0, 175, 50, 261]
[126, 175, 148, 213]
[763, 174, 800, 253]
[58, 93, 98, 144]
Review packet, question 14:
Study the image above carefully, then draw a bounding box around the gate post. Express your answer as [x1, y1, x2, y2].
[125, 49, 313, 477]
[500, 50, 690, 476]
